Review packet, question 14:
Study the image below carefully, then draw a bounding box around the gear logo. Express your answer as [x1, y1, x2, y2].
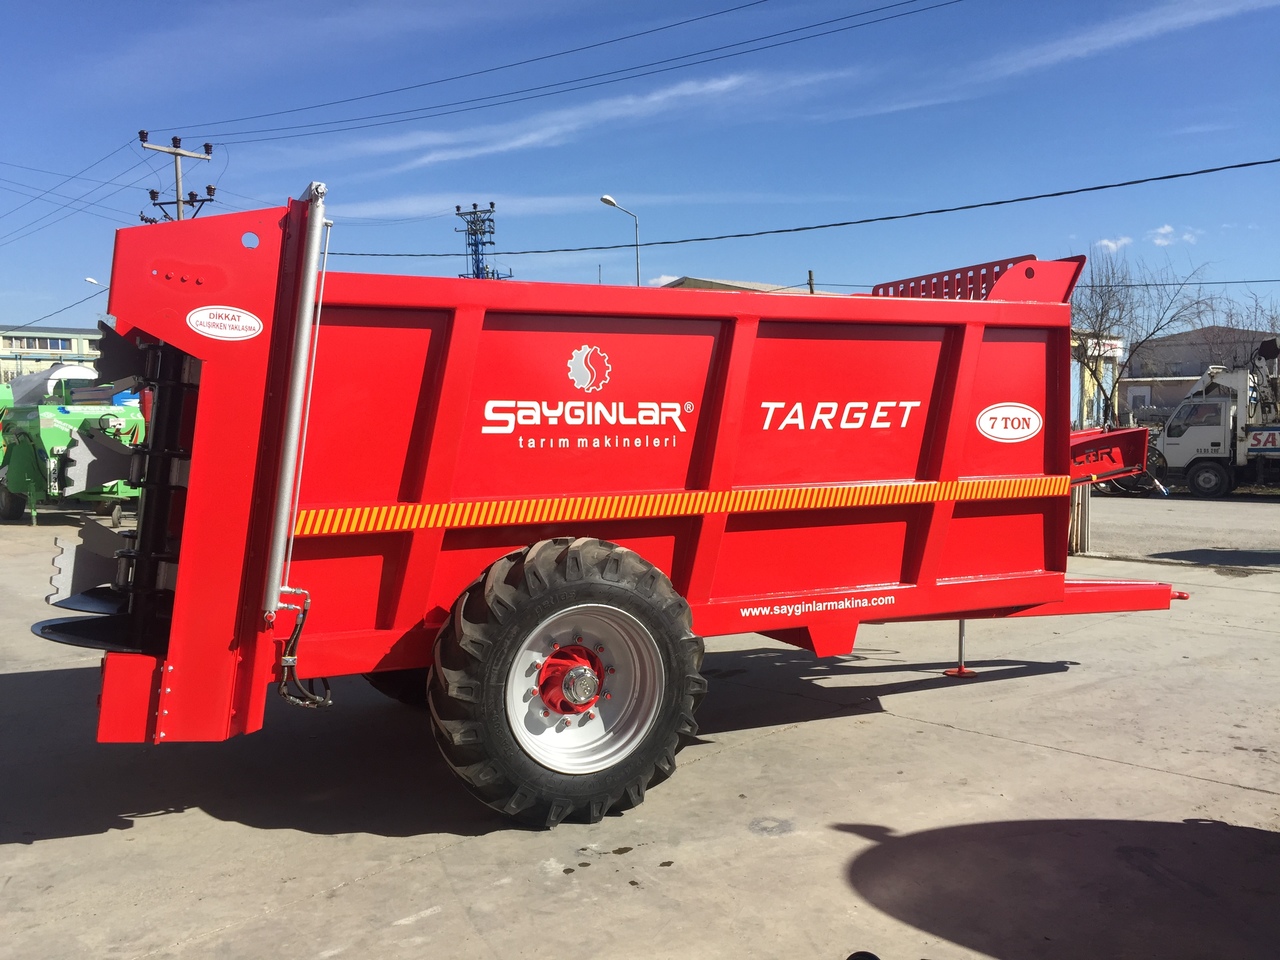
[567, 344, 612, 393]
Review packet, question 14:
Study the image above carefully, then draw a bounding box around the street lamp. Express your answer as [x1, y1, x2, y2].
[84, 277, 106, 287]
[600, 195, 640, 287]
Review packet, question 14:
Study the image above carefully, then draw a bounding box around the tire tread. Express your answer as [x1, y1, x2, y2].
[427, 538, 704, 827]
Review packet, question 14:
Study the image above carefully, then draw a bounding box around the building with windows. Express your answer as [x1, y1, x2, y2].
[1, 326, 101, 383]
[1127, 325, 1273, 378]
[1067, 332, 1124, 428]
[1116, 325, 1277, 425]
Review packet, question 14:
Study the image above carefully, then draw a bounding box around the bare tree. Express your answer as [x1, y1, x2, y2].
[1070, 251, 1213, 424]
[1243, 292, 1280, 336]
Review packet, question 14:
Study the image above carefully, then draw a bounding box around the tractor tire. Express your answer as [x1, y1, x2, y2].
[427, 537, 705, 828]
[363, 668, 430, 707]
[0, 484, 27, 523]
[1187, 461, 1231, 499]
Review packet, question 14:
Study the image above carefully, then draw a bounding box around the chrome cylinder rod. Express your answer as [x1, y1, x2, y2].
[263, 181, 327, 617]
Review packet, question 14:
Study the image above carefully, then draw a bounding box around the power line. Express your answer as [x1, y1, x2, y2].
[0, 141, 195, 200]
[1076, 279, 1279, 288]
[342, 210, 458, 227]
[170, 0, 776, 130]
[215, 0, 951, 142]
[211, 0, 961, 144]
[0, 157, 158, 192]
[209, 186, 276, 207]
[0, 160, 156, 249]
[0, 288, 108, 339]
[329, 156, 1280, 259]
[823, 279, 1280, 290]
[0, 177, 137, 221]
[0, 141, 133, 224]
[209, 185, 454, 224]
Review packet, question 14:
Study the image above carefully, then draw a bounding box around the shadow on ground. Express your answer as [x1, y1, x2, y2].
[2, 510, 95, 530]
[1133, 489, 1280, 504]
[695, 645, 1070, 736]
[0, 647, 1069, 845]
[837, 818, 1280, 960]
[0, 669, 494, 845]
[1151, 547, 1280, 568]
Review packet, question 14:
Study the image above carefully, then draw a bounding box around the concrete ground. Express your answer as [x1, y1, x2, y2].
[1088, 487, 1280, 569]
[2, 499, 1278, 960]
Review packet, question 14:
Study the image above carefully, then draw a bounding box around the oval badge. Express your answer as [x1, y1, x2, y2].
[186, 306, 263, 341]
[977, 402, 1043, 443]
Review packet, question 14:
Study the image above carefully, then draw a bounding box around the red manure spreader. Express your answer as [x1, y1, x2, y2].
[37, 185, 1176, 826]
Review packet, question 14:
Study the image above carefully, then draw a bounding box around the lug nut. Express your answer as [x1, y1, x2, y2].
[542, 710, 550, 718]
[595, 645, 605, 653]
[607, 667, 615, 675]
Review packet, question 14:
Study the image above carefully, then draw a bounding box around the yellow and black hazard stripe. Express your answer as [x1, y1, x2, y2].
[293, 475, 1069, 538]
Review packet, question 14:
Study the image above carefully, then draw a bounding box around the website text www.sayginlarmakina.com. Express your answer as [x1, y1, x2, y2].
[739, 594, 896, 618]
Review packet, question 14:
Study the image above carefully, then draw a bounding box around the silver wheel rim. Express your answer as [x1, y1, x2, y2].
[505, 603, 664, 775]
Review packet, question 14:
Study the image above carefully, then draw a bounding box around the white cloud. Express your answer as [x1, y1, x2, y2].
[343, 75, 753, 172]
[331, 193, 598, 219]
[970, 0, 1280, 84]
[820, 0, 1280, 122]
[332, 187, 849, 221]
[317, 68, 857, 175]
[1095, 236, 1132, 254]
[1145, 224, 1202, 247]
[649, 275, 680, 287]
[1170, 123, 1234, 136]
[813, 91, 967, 122]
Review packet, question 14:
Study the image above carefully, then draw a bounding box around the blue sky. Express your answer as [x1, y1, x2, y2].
[2, 0, 1277, 332]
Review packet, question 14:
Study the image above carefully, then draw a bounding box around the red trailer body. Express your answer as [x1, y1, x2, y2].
[38, 187, 1177, 826]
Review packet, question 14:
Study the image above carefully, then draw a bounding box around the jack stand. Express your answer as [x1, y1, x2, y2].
[944, 619, 977, 678]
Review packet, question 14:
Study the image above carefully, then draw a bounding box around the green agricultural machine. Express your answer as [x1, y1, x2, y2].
[0, 363, 145, 525]
[0, 381, 11, 475]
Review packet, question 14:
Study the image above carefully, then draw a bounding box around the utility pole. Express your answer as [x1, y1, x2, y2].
[455, 202, 511, 280]
[138, 131, 215, 222]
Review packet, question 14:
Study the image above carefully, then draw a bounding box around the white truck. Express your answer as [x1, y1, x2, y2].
[1150, 336, 1280, 497]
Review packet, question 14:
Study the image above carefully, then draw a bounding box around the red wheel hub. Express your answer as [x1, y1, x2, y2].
[537, 643, 605, 715]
